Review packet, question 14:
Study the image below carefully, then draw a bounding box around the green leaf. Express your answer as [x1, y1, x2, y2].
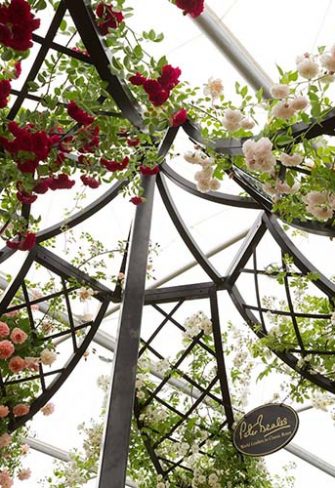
[60, 19, 67, 32]
[133, 45, 143, 60]
[275, 134, 293, 146]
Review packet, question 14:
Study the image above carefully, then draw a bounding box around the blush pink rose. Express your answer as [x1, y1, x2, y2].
[8, 356, 26, 373]
[41, 403, 55, 416]
[40, 349, 57, 366]
[20, 444, 30, 455]
[0, 433, 11, 448]
[24, 356, 39, 371]
[3, 310, 19, 318]
[18, 468, 31, 481]
[10, 327, 28, 344]
[13, 404, 30, 417]
[0, 322, 9, 338]
[0, 405, 9, 418]
[0, 469, 13, 488]
[0, 340, 14, 360]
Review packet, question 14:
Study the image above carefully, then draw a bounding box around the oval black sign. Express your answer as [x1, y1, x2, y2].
[233, 403, 299, 457]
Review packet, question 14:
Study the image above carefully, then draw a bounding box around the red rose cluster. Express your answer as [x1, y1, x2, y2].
[33, 174, 75, 194]
[95, 2, 124, 35]
[0, 122, 57, 174]
[67, 101, 95, 126]
[175, 0, 205, 17]
[0, 0, 40, 51]
[101, 156, 129, 172]
[81, 175, 100, 188]
[129, 64, 181, 106]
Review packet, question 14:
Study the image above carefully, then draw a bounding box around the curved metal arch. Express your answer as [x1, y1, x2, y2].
[229, 284, 335, 394]
[0, 245, 115, 432]
[264, 213, 335, 297]
[156, 173, 223, 284]
[226, 212, 335, 394]
[0, 179, 127, 264]
[161, 161, 260, 209]
[36, 179, 127, 243]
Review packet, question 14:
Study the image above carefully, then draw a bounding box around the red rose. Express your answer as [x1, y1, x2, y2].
[158, 65, 181, 90]
[17, 159, 39, 173]
[127, 137, 140, 147]
[95, 2, 123, 35]
[16, 191, 37, 204]
[150, 90, 170, 106]
[2, 122, 53, 173]
[67, 101, 95, 126]
[81, 175, 100, 188]
[14, 61, 21, 78]
[58, 135, 73, 153]
[170, 108, 188, 127]
[175, 0, 204, 17]
[130, 64, 181, 107]
[129, 72, 147, 86]
[139, 165, 159, 176]
[54, 151, 66, 167]
[0, 79, 11, 108]
[31, 131, 51, 160]
[130, 196, 143, 205]
[78, 125, 100, 153]
[0, 0, 40, 51]
[143, 79, 170, 106]
[33, 178, 51, 194]
[7, 121, 21, 137]
[101, 156, 129, 172]
[49, 173, 75, 190]
[143, 79, 162, 96]
[7, 232, 36, 251]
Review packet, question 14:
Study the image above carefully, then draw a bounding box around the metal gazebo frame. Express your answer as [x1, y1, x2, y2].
[2, 1, 335, 487]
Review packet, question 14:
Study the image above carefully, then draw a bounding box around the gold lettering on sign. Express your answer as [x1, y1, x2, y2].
[239, 414, 290, 441]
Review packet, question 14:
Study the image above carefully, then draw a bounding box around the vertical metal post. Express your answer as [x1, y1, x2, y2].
[97, 176, 156, 488]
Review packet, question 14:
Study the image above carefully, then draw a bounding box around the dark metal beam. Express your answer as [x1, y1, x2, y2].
[97, 175, 156, 488]
[225, 212, 266, 287]
[157, 173, 222, 283]
[209, 288, 234, 427]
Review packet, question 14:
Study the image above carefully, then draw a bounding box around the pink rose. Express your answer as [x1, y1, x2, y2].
[0, 405, 9, 418]
[0, 340, 14, 360]
[18, 468, 31, 481]
[40, 349, 57, 366]
[13, 404, 30, 417]
[3, 310, 19, 318]
[8, 356, 26, 373]
[0, 433, 11, 448]
[0, 322, 9, 338]
[41, 403, 55, 416]
[0, 469, 13, 488]
[10, 327, 28, 344]
[20, 444, 30, 455]
[24, 356, 39, 371]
